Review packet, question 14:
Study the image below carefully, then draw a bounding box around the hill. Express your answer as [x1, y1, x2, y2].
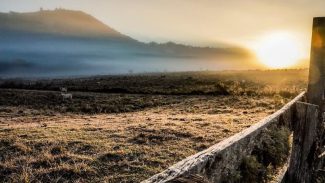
[0, 9, 255, 77]
[0, 9, 131, 40]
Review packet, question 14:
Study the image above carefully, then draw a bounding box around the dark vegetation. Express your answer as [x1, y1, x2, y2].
[0, 69, 307, 96]
[0, 89, 184, 114]
[0, 70, 307, 115]
[226, 126, 291, 183]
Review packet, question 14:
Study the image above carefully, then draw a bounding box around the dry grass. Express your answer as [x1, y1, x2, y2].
[0, 70, 307, 182]
[0, 94, 288, 182]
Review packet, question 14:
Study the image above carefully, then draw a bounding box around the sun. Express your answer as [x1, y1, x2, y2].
[253, 32, 304, 69]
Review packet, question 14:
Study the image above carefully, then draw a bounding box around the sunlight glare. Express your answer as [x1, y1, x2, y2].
[253, 32, 304, 69]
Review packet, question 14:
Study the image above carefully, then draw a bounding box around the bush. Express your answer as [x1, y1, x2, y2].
[240, 156, 267, 183]
[253, 127, 290, 167]
[235, 127, 291, 183]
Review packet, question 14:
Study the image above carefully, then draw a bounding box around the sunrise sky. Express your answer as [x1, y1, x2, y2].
[1, 0, 325, 68]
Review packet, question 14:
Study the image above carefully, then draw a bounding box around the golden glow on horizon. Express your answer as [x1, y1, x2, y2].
[252, 32, 305, 69]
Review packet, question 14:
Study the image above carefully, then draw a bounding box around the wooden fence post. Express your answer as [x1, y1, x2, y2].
[285, 17, 325, 183]
[286, 102, 319, 183]
[306, 17, 325, 183]
[307, 17, 325, 107]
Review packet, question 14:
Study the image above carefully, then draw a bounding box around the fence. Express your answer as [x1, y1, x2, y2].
[143, 17, 325, 183]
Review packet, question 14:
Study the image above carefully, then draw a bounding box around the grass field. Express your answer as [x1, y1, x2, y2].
[0, 69, 308, 182]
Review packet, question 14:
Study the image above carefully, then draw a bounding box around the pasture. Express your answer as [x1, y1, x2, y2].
[0, 69, 308, 182]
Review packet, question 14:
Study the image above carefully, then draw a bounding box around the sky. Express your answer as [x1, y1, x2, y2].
[1, 0, 325, 60]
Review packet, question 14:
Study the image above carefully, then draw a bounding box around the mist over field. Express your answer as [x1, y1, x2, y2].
[0, 10, 254, 78]
[0, 35, 250, 77]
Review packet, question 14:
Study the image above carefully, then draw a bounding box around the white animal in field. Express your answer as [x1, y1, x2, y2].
[60, 87, 68, 93]
[61, 93, 73, 100]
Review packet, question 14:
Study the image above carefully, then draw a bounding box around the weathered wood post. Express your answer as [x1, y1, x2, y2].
[286, 102, 319, 182]
[307, 17, 325, 108]
[306, 17, 325, 183]
[286, 17, 325, 183]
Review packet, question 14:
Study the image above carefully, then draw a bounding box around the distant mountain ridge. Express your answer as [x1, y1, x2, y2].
[0, 9, 133, 40]
[0, 9, 255, 77]
[0, 9, 249, 54]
